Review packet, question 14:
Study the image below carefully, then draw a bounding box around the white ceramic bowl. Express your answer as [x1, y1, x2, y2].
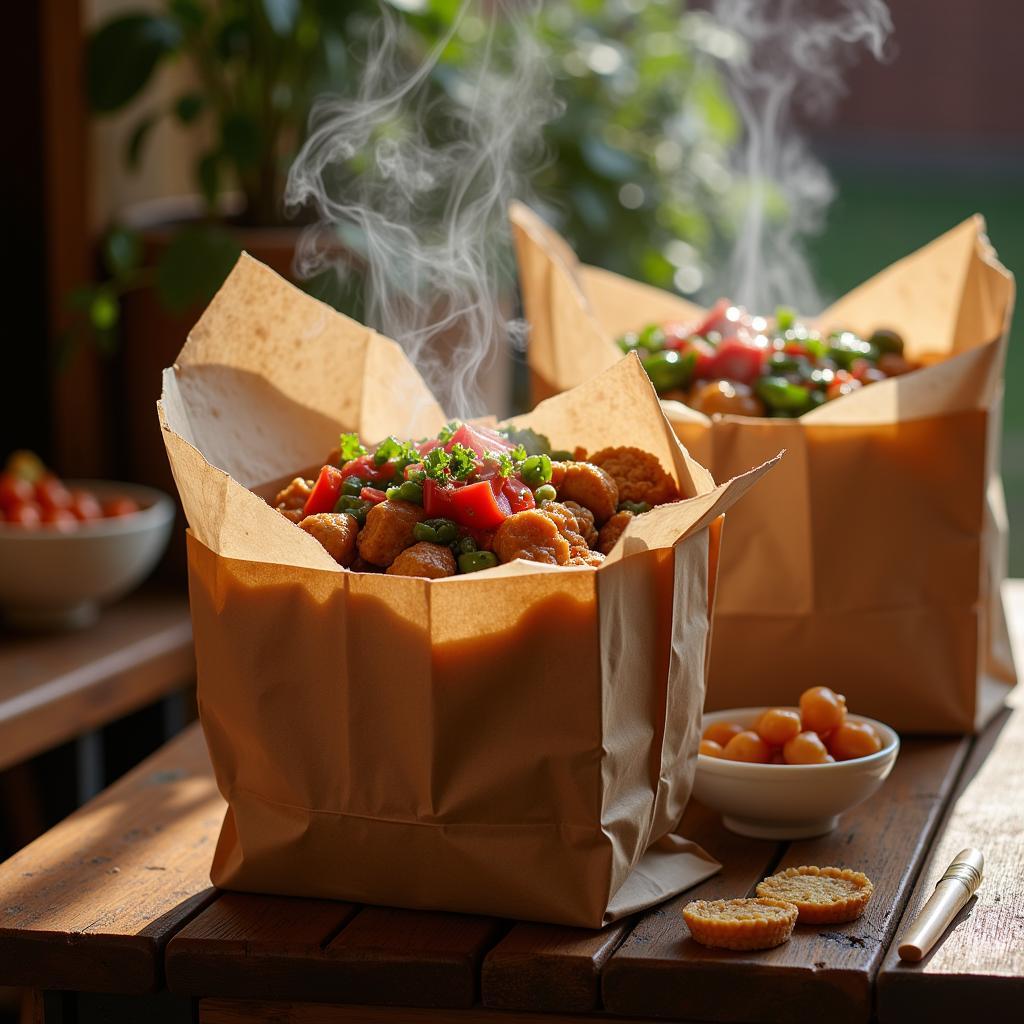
[0, 481, 174, 630]
[693, 706, 900, 839]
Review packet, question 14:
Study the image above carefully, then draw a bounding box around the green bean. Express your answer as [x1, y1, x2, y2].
[549, 449, 573, 461]
[869, 328, 904, 356]
[755, 376, 813, 414]
[617, 332, 640, 353]
[533, 484, 557, 503]
[618, 500, 652, 515]
[457, 536, 478, 555]
[342, 476, 365, 497]
[521, 454, 552, 487]
[641, 349, 694, 393]
[413, 522, 438, 543]
[458, 551, 499, 574]
[637, 324, 666, 351]
[386, 480, 423, 504]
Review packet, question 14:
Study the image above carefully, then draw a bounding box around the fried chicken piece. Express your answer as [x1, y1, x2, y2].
[351, 556, 384, 574]
[569, 549, 605, 567]
[493, 509, 571, 565]
[386, 541, 457, 579]
[598, 510, 634, 555]
[356, 499, 426, 567]
[542, 501, 590, 557]
[588, 447, 678, 507]
[299, 512, 359, 566]
[556, 462, 619, 525]
[549, 461, 567, 489]
[279, 508, 305, 524]
[274, 477, 313, 512]
[562, 500, 598, 548]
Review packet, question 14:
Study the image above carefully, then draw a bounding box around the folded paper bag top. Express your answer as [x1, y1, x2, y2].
[511, 201, 1016, 734]
[158, 253, 779, 926]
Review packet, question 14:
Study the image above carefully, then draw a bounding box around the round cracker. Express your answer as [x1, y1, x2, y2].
[682, 897, 798, 950]
[756, 866, 873, 924]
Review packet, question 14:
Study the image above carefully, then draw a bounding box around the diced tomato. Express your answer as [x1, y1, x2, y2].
[102, 497, 141, 518]
[705, 337, 765, 385]
[303, 465, 346, 516]
[360, 486, 388, 504]
[416, 438, 442, 455]
[446, 423, 516, 457]
[0, 473, 33, 511]
[662, 322, 693, 349]
[502, 475, 535, 514]
[677, 337, 717, 379]
[339, 453, 396, 485]
[5, 501, 42, 527]
[42, 507, 78, 531]
[69, 490, 103, 521]
[424, 478, 510, 529]
[35, 476, 72, 512]
[694, 298, 738, 338]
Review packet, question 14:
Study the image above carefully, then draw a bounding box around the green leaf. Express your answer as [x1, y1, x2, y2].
[125, 112, 159, 169]
[263, 0, 300, 34]
[87, 15, 182, 112]
[197, 151, 220, 207]
[89, 287, 120, 331]
[103, 227, 143, 278]
[221, 113, 262, 168]
[174, 92, 205, 124]
[156, 225, 242, 312]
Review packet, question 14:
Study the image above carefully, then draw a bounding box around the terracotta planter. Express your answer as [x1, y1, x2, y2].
[115, 198, 302, 578]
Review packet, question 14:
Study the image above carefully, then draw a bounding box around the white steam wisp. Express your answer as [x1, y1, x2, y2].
[286, 1, 558, 419]
[710, 0, 892, 313]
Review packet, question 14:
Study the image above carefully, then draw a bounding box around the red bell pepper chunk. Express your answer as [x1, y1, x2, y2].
[424, 478, 510, 529]
[447, 423, 516, 458]
[705, 337, 765, 385]
[502, 475, 535, 514]
[303, 465, 345, 516]
[339, 453, 395, 485]
[360, 486, 388, 504]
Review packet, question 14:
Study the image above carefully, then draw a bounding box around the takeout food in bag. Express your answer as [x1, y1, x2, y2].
[512, 202, 1016, 734]
[158, 254, 775, 926]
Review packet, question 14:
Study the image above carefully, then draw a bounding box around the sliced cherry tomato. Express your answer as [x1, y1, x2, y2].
[5, 501, 42, 527]
[69, 490, 103, 521]
[705, 337, 765, 385]
[42, 507, 78, 531]
[360, 486, 388, 504]
[102, 497, 141, 517]
[35, 476, 72, 512]
[0, 473, 33, 511]
[424, 478, 510, 529]
[502, 475, 536, 514]
[303, 466, 346, 516]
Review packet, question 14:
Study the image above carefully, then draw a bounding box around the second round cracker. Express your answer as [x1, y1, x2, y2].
[756, 865, 874, 923]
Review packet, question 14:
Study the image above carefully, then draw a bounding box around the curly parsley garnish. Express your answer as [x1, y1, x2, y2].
[438, 420, 462, 444]
[448, 443, 478, 481]
[373, 436, 419, 468]
[339, 432, 367, 463]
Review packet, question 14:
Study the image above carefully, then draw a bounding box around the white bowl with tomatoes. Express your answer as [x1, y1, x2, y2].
[0, 463, 174, 630]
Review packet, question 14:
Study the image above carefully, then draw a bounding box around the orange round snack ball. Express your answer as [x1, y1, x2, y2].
[703, 721, 744, 747]
[783, 731, 832, 765]
[827, 721, 882, 761]
[699, 739, 724, 758]
[756, 708, 802, 747]
[722, 730, 773, 764]
[799, 686, 847, 736]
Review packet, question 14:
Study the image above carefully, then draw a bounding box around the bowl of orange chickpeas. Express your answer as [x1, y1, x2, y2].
[693, 687, 899, 840]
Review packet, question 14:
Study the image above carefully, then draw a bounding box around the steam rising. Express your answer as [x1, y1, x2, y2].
[711, 0, 892, 313]
[286, 1, 558, 418]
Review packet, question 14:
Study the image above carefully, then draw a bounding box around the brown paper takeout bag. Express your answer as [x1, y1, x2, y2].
[512, 202, 1016, 734]
[158, 253, 776, 927]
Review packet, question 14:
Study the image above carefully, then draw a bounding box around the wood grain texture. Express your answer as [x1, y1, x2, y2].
[200, 998, 661, 1024]
[877, 679, 1024, 1018]
[602, 737, 968, 1024]
[319, 907, 505, 1008]
[166, 892, 358, 999]
[0, 723, 222, 993]
[481, 917, 632, 1013]
[0, 590, 194, 770]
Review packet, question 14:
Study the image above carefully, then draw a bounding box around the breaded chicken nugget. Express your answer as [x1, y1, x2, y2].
[299, 512, 359, 566]
[357, 499, 426, 567]
[274, 477, 313, 511]
[279, 508, 305, 524]
[569, 548, 605, 567]
[597, 510, 633, 555]
[494, 509, 571, 565]
[386, 541, 457, 579]
[589, 446, 678, 506]
[562, 500, 598, 548]
[557, 462, 619, 525]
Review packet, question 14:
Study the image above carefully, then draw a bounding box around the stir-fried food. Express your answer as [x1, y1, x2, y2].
[619, 300, 919, 418]
[268, 422, 680, 577]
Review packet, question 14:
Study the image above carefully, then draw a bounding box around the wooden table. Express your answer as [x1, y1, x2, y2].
[1, 587, 1022, 1024]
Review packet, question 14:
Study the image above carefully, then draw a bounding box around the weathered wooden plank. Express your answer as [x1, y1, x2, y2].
[0, 723, 221, 993]
[0, 590, 194, 771]
[200, 998, 664, 1024]
[480, 917, 632, 1013]
[602, 735, 968, 1024]
[166, 892, 358, 999]
[877, 687, 1024, 1020]
[318, 907, 505, 1008]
